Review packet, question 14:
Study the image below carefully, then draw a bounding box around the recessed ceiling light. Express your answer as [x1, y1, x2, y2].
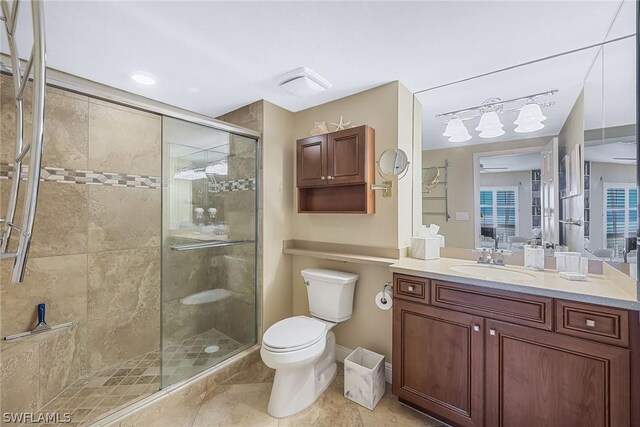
[131, 72, 156, 86]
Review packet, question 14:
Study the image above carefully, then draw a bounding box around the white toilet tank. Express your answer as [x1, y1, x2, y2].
[301, 268, 358, 322]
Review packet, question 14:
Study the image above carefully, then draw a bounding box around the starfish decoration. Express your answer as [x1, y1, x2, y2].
[331, 115, 351, 131]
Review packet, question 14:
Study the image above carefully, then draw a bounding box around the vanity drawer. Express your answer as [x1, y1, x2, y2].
[431, 280, 553, 330]
[393, 274, 429, 303]
[556, 300, 629, 347]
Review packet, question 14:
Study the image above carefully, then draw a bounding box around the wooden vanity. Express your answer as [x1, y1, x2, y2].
[392, 272, 640, 427]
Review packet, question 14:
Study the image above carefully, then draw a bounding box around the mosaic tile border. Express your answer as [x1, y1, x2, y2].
[0, 163, 160, 189]
[208, 178, 256, 193]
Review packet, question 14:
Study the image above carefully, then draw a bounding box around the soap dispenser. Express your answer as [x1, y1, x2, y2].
[524, 240, 545, 271]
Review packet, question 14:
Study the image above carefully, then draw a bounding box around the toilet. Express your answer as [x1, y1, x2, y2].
[260, 268, 358, 418]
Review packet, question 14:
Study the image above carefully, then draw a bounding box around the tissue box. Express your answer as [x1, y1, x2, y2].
[410, 237, 440, 260]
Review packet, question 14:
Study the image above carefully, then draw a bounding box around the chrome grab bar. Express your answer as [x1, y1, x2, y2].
[0, 0, 47, 283]
[169, 239, 254, 251]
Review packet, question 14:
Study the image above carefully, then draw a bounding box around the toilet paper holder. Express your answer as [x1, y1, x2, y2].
[380, 282, 393, 304]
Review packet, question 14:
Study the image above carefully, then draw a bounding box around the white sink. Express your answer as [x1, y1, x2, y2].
[449, 264, 536, 281]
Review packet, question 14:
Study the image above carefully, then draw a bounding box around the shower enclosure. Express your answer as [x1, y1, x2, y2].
[161, 117, 258, 387]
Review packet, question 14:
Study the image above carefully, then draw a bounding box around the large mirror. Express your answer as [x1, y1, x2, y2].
[415, 3, 636, 278]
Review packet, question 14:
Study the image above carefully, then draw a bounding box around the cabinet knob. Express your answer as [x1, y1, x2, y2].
[473, 325, 480, 332]
[408, 285, 414, 292]
[586, 319, 596, 327]
[489, 329, 496, 336]
[328, 176, 333, 180]
[321, 176, 326, 180]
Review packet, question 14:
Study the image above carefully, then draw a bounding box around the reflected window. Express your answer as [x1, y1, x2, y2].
[604, 183, 638, 253]
[480, 187, 519, 245]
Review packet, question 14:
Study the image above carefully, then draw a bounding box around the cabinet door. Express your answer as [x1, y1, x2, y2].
[393, 301, 484, 427]
[297, 135, 327, 187]
[486, 319, 630, 427]
[327, 126, 366, 185]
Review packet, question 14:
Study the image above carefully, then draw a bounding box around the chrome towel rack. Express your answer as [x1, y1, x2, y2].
[0, 0, 47, 283]
[169, 239, 255, 252]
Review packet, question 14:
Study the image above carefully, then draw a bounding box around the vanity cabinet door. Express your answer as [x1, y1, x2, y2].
[297, 135, 328, 187]
[393, 301, 484, 427]
[486, 319, 630, 427]
[326, 126, 369, 185]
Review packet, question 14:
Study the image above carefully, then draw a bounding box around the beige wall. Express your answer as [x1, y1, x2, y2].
[289, 82, 417, 358]
[292, 256, 393, 360]
[422, 136, 552, 249]
[558, 91, 585, 252]
[262, 101, 295, 330]
[293, 82, 411, 249]
[0, 76, 161, 414]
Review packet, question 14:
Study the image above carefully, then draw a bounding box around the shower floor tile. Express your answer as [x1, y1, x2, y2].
[34, 328, 242, 426]
[162, 328, 245, 386]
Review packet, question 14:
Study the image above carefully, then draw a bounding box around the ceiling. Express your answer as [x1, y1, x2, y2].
[417, 0, 636, 150]
[1, 0, 635, 123]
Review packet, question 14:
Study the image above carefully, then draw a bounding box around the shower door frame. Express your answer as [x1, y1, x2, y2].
[160, 115, 260, 387]
[0, 56, 262, 403]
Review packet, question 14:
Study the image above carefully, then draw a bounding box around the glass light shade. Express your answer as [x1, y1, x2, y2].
[475, 111, 503, 131]
[443, 118, 467, 137]
[514, 121, 545, 133]
[448, 130, 472, 143]
[515, 103, 546, 125]
[478, 127, 506, 138]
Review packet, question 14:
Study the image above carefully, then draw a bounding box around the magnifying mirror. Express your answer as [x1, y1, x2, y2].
[376, 148, 410, 179]
[372, 148, 410, 197]
[422, 166, 440, 192]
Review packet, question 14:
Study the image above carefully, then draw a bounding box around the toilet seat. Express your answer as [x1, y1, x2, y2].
[263, 316, 327, 353]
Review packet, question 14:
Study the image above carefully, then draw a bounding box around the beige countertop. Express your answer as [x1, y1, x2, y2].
[390, 257, 640, 310]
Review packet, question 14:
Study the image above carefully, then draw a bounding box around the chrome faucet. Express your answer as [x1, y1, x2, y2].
[475, 248, 510, 266]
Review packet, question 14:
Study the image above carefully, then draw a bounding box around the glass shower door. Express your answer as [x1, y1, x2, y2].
[161, 117, 258, 387]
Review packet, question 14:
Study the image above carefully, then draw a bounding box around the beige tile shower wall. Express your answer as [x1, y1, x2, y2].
[218, 100, 296, 334]
[0, 76, 160, 415]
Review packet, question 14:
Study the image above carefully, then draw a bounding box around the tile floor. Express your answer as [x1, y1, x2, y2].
[182, 360, 448, 426]
[34, 328, 244, 426]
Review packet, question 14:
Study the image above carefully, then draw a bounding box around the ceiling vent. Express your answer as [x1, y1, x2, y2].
[274, 67, 332, 97]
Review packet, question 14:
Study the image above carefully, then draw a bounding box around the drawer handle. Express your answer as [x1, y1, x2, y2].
[489, 329, 496, 336]
[408, 285, 414, 292]
[473, 325, 480, 332]
[586, 319, 596, 327]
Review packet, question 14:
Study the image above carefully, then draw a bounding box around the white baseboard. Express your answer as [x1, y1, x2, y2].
[335, 344, 392, 384]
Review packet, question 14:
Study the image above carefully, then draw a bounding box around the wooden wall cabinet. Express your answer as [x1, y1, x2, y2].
[392, 274, 639, 427]
[296, 125, 375, 214]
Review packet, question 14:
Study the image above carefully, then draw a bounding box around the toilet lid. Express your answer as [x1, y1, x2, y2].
[263, 316, 326, 350]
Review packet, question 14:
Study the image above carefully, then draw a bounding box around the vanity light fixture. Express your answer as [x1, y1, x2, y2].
[476, 111, 505, 138]
[437, 89, 557, 141]
[514, 101, 547, 133]
[443, 117, 472, 142]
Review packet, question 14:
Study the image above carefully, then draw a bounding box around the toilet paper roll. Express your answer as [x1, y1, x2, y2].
[375, 291, 393, 310]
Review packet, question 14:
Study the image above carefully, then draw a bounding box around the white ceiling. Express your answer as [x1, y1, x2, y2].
[1, 0, 635, 122]
[417, 0, 636, 150]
